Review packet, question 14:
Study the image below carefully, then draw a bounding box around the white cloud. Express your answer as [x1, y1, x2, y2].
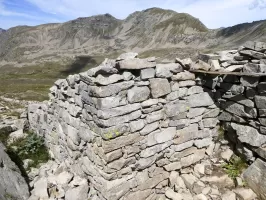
[178, 0, 265, 28]
[25, 0, 140, 19]
[249, 0, 266, 9]
[0, 0, 32, 17]
[0, 18, 37, 28]
[0, 0, 61, 28]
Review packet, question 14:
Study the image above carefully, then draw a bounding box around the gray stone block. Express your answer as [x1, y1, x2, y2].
[155, 63, 183, 78]
[255, 95, 266, 109]
[187, 92, 214, 108]
[240, 76, 259, 87]
[231, 123, 266, 147]
[118, 58, 156, 69]
[172, 71, 195, 81]
[127, 86, 150, 103]
[150, 78, 171, 98]
[140, 68, 155, 80]
[258, 82, 266, 93]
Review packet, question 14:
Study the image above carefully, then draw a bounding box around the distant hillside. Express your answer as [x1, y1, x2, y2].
[216, 20, 266, 48]
[0, 7, 265, 65]
[0, 28, 5, 34]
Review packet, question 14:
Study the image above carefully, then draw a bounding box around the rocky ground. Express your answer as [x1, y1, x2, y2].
[1, 44, 265, 200]
[0, 97, 50, 200]
[27, 135, 258, 200]
[0, 94, 259, 200]
[0, 97, 29, 199]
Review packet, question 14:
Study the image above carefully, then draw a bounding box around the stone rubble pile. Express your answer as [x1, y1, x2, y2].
[192, 41, 266, 73]
[27, 46, 266, 200]
[0, 97, 29, 137]
[28, 160, 89, 200]
[164, 142, 258, 200]
[0, 102, 31, 200]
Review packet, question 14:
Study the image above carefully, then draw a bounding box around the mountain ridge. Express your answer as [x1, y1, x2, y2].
[0, 28, 5, 34]
[0, 7, 265, 65]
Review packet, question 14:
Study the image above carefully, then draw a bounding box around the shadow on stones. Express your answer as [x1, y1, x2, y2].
[196, 72, 259, 163]
[6, 148, 30, 185]
[61, 56, 98, 75]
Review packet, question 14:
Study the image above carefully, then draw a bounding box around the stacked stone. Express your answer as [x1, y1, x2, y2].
[195, 72, 266, 164]
[194, 58, 266, 198]
[28, 52, 219, 200]
[195, 41, 266, 72]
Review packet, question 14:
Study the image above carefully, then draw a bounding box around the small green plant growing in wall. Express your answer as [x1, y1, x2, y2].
[216, 126, 225, 141]
[4, 193, 16, 200]
[222, 155, 248, 180]
[104, 130, 120, 140]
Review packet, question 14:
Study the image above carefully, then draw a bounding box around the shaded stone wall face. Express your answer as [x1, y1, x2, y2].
[195, 41, 266, 164]
[28, 55, 220, 200]
[208, 74, 266, 163]
[195, 41, 266, 200]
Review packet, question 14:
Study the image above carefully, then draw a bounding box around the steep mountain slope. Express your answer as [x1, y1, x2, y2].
[0, 28, 5, 34]
[117, 8, 210, 50]
[0, 8, 214, 64]
[0, 14, 122, 63]
[216, 20, 266, 48]
[0, 7, 265, 65]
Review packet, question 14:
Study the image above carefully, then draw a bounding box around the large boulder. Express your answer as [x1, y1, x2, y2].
[0, 143, 29, 200]
[65, 182, 89, 200]
[243, 159, 266, 200]
[240, 50, 265, 60]
[231, 123, 266, 147]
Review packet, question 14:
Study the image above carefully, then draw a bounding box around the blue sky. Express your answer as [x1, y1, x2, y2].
[0, 0, 266, 29]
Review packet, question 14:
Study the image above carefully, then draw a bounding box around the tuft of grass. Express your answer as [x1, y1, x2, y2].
[0, 132, 10, 146]
[0, 53, 121, 101]
[4, 193, 17, 200]
[1, 111, 21, 118]
[8, 131, 50, 170]
[0, 126, 14, 145]
[217, 126, 225, 141]
[222, 156, 248, 180]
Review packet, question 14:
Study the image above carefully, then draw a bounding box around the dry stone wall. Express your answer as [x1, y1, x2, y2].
[27, 41, 266, 199]
[194, 41, 266, 163]
[195, 41, 266, 199]
[28, 53, 220, 200]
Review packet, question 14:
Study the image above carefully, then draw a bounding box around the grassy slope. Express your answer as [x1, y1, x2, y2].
[0, 55, 113, 101]
[0, 46, 216, 102]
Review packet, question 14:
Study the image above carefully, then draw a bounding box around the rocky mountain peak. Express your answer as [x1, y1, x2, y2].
[0, 7, 265, 65]
[0, 28, 5, 34]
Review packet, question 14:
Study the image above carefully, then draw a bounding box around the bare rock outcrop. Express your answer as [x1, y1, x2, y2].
[0, 142, 29, 200]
